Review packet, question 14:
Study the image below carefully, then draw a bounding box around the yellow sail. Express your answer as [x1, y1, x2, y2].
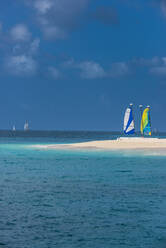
[140, 107, 151, 136]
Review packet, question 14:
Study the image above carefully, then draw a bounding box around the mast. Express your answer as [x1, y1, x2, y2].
[129, 103, 134, 127]
[130, 103, 135, 131]
[139, 105, 143, 118]
[139, 105, 143, 135]
[147, 105, 152, 135]
[129, 103, 133, 110]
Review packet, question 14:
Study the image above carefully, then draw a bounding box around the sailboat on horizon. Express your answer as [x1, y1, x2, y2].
[12, 125, 16, 131]
[24, 121, 29, 131]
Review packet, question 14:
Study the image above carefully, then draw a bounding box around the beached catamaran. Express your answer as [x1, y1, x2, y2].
[124, 104, 151, 136]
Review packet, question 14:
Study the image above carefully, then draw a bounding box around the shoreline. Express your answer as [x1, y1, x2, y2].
[30, 137, 166, 152]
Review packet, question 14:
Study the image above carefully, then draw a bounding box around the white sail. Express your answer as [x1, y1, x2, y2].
[124, 107, 135, 134]
[24, 121, 29, 131]
[12, 125, 16, 131]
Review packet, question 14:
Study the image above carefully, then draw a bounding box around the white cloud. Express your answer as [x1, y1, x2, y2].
[149, 56, 166, 76]
[5, 55, 37, 76]
[52, 56, 166, 79]
[29, 38, 40, 55]
[150, 66, 166, 76]
[42, 25, 66, 40]
[63, 58, 130, 79]
[162, 56, 166, 64]
[78, 61, 106, 79]
[48, 66, 61, 79]
[161, 0, 166, 16]
[34, 0, 53, 14]
[132, 56, 160, 67]
[1, 23, 39, 77]
[10, 24, 31, 42]
[11, 38, 40, 56]
[24, 0, 90, 39]
[110, 62, 129, 77]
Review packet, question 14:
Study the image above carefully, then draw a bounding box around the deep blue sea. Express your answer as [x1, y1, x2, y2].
[0, 131, 166, 248]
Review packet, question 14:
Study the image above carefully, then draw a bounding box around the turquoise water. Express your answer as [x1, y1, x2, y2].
[0, 132, 166, 247]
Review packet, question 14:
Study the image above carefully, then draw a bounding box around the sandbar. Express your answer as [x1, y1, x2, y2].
[31, 137, 166, 152]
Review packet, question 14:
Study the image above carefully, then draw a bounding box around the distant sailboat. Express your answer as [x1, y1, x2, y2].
[140, 106, 151, 136]
[24, 121, 29, 131]
[12, 125, 16, 131]
[123, 103, 135, 135]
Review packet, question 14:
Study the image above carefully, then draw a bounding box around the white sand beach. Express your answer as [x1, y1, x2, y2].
[31, 137, 166, 151]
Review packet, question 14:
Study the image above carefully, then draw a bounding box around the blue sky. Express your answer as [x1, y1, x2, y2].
[1, 0, 166, 131]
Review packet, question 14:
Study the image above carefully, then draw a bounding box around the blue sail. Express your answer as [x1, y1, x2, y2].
[124, 107, 135, 134]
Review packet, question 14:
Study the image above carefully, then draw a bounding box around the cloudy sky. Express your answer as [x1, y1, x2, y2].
[0, 0, 166, 131]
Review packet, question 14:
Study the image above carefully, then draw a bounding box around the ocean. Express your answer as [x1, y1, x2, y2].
[0, 131, 166, 248]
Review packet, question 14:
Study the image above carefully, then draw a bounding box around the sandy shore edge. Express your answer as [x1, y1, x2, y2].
[31, 138, 166, 151]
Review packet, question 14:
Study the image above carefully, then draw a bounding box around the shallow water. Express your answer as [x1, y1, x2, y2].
[0, 132, 166, 247]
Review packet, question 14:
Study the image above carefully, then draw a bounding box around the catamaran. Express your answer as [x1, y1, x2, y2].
[24, 121, 29, 131]
[123, 104, 152, 136]
[118, 104, 152, 141]
[117, 104, 160, 143]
